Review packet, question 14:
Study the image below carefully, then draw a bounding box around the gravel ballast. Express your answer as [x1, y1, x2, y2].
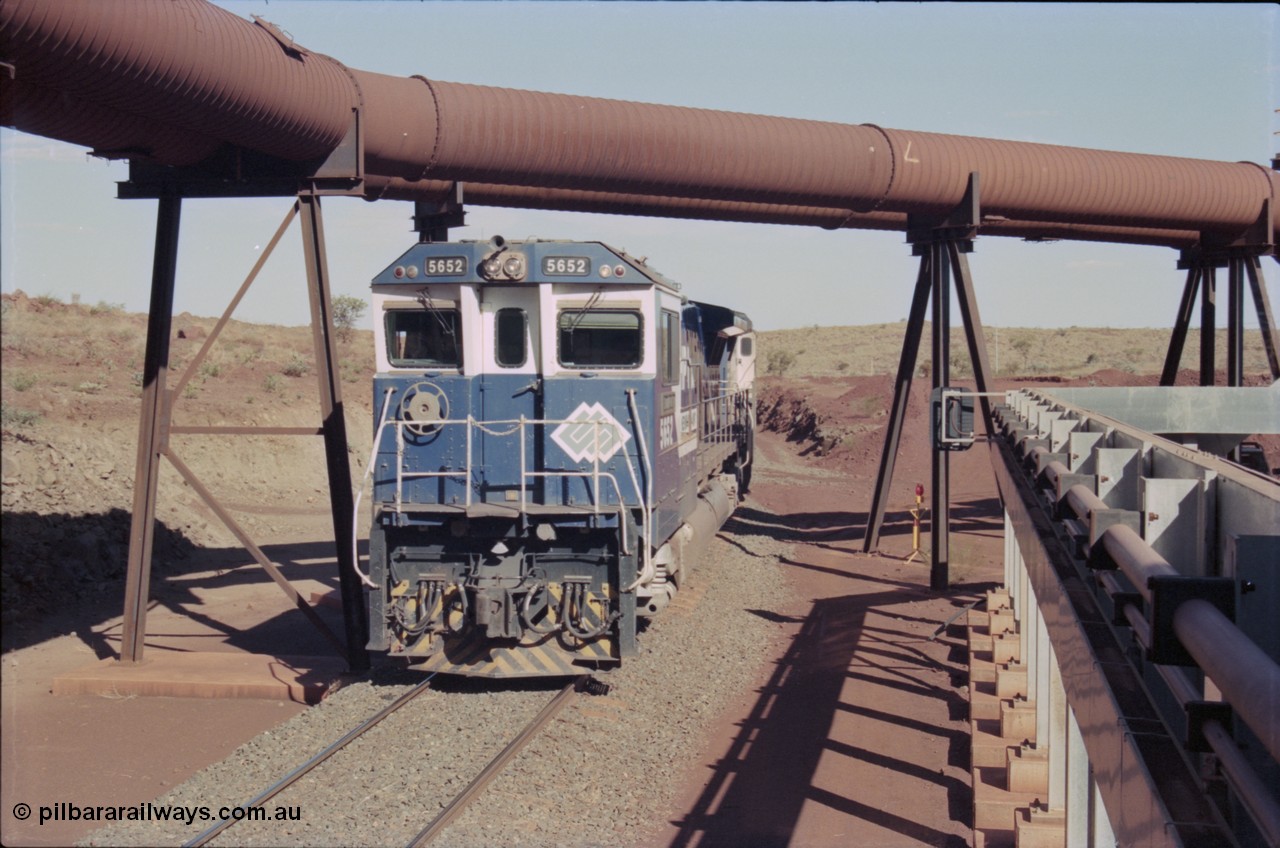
[82, 523, 794, 848]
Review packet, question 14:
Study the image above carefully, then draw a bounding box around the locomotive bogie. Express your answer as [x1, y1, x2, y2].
[365, 238, 755, 677]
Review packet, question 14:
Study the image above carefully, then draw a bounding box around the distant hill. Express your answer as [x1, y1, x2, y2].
[758, 323, 1275, 380]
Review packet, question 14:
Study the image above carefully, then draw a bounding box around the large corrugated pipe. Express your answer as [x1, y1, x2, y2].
[0, 0, 356, 164]
[2, 0, 1274, 243]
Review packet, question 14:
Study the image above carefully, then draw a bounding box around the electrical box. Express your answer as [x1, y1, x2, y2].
[931, 387, 974, 451]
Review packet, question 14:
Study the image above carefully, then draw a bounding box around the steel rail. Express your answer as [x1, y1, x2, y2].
[183, 675, 436, 848]
[407, 678, 584, 847]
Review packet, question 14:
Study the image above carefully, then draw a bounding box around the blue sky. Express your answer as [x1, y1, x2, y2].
[2, 2, 1276, 331]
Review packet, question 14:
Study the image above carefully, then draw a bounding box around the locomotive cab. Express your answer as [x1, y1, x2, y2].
[365, 237, 754, 677]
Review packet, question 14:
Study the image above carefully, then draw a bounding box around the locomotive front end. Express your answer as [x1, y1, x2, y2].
[365, 236, 756, 678]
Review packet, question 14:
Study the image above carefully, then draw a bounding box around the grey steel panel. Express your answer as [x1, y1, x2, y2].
[1096, 448, 1142, 510]
[1043, 386, 1280, 439]
[1068, 430, 1105, 473]
[995, 439, 1223, 846]
[1050, 417, 1079, 452]
[1141, 477, 1207, 576]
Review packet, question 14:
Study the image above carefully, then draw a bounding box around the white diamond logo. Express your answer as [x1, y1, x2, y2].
[551, 402, 631, 463]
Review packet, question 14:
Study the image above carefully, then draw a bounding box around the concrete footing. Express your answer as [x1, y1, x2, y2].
[52, 652, 348, 704]
[969, 591, 1066, 848]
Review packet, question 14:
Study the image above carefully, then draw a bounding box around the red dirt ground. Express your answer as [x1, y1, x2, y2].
[3, 365, 1274, 846]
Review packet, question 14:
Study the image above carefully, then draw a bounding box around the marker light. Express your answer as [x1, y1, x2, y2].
[599, 265, 613, 278]
[614, 264, 626, 277]
[393, 266, 406, 278]
[406, 265, 419, 279]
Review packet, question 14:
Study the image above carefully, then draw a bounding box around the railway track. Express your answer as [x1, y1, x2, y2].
[85, 524, 788, 848]
[184, 675, 606, 848]
[407, 676, 608, 846]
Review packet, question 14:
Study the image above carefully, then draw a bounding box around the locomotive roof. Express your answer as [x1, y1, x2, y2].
[372, 238, 683, 292]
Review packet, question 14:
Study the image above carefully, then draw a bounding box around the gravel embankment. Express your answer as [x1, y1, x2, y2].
[82, 523, 794, 848]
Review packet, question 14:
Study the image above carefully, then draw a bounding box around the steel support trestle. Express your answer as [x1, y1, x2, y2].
[299, 194, 369, 672]
[117, 193, 368, 672]
[1167, 241, 1279, 388]
[928, 239, 952, 590]
[863, 174, 995, 591]
[121, 195, 182, 664]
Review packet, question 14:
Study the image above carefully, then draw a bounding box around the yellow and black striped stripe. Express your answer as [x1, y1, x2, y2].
[410, 584, 617, 678]
[414, 633, 615, 677]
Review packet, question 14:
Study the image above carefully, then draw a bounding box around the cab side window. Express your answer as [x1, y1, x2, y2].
[660, 310, 679, 384]
[495, 308, 527, 368]
[557, 309, 643, 368]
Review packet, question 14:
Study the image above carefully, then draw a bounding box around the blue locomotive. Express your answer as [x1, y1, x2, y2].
[363, 237, 756, 677]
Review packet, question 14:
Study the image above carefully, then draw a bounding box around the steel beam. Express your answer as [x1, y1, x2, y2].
[861, 255, 931, 553]
[929, 239, 951, 590]
[949, 240, 1000, 514]
[120, 195, 181, 664]
[1200, 265, 1217, 386]
[1227, 258, 1245, 389]
[1160, 266, 1200, 386]
[298, 194, 369, 672]
[1245, 255, 1280, 379]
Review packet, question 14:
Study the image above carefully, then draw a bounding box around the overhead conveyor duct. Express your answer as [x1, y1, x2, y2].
[1, 0, 1274, 249]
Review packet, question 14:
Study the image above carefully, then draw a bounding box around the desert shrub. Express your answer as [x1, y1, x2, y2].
[1, 402, 39, 429]
[282, 353, 311, 377]
[89, 300, 125, 316]
[75, 381, 107, 394]
[341, 358, 365, 384]
[766, 349, 796, 376]
[33, 293, 61, 307]
[331, 295, 368, 343]
[264, 374, 282, 394]
[9, 373, 36, 392]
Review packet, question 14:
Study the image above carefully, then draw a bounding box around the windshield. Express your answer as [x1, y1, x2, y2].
[385, 309, 462, 368]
